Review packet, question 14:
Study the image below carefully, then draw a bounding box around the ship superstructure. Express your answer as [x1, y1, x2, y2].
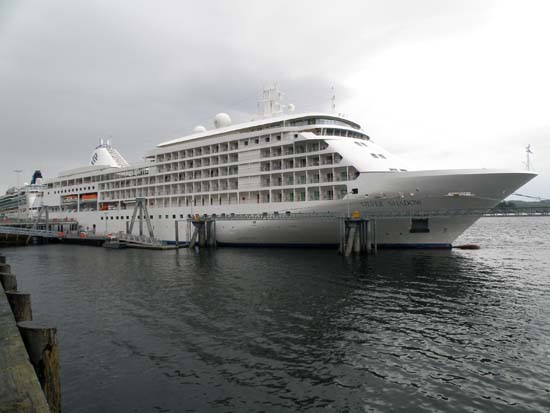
[16, 87, 536, 246]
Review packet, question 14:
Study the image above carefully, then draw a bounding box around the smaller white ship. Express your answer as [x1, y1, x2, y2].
[0, 171, 45, 221]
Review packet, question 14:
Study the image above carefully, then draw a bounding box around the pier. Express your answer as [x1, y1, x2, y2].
[186, 215, 217, 249]
[0, 254, 60, 412]
[337, 213, 378, 257]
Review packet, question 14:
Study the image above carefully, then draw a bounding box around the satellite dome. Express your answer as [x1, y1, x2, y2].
[213, 113, 232, 128]
[193, 125, 207, 133]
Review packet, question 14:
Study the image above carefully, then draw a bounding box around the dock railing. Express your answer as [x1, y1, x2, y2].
[117, 232, 164, 247]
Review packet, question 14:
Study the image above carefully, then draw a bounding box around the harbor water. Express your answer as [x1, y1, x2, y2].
[2, 217, 550, 412]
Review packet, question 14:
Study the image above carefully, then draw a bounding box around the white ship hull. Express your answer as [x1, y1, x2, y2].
[49, 169, 535, 248]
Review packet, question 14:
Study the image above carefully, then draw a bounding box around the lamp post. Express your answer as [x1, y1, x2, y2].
[13, 169, 22, 221]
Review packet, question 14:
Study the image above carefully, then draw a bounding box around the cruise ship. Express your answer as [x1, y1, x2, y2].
[0, 171, 45, 221]
[6, 87, 537, 247]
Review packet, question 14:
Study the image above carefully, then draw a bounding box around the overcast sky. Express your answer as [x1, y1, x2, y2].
[1, 0, 548, 198]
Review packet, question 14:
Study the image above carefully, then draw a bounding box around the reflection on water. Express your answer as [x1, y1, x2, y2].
[3, 217, 550, 412]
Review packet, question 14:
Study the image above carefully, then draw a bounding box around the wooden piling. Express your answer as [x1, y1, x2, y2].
[206, 221, 216, 247]
[174, 221, 179, 247]
[0, 272, 17, 291]
[0, 287, 50, 412]
[198, 223, 206, 247]
[18, 321, 61, 413]
[344, 224, 356, 257]
[0, 255, 6, 264]
[372, 219, 378, 254]
[352, 224, 361, 254]
[365, 221, 372, 254]
[6, 291, 32, 322]
[337, 217, 343, 254]
[0, 263, 11, 273]
[188, 225, 199, 249]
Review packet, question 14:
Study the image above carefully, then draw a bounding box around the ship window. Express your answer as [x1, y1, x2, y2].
[100, 217, 103, 220]
[410, 218, 430, 233]
[254, 138, 259, 144]
[370, 153, 379, 158]
[351, 188, 358, 194]
[244, 141, 249, 146]
[165, 215, 169, 219]
[379, 154, 386, 159]
[159, 215, 162, 219]
[354, 142, 362, 147]
[172, 214, 176, 219]
[265, 137, 270, 143]
[111, 217, 114, 220]
[277, 135, 281, 141]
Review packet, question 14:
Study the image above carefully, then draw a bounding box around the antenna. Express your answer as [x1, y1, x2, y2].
[331, 86, 336, 114]
[258, 84, 284, 118]
[525, 144, 533, 171]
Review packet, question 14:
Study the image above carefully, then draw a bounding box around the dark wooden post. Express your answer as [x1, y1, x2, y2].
[0, 263, 11, 273]
[0, 255, 6, 264]
[211, 220, 217, 248]
[366, 221, 372, 254]
[6, 291, 32, 322]
[344, 221, 356, 257]
[18, 321, 61, 413]
[337, 217, 344, 254]
[0, 272, 17, 291]
[206, 221, 212, 247]
[353, 221, 361, 254]
[372, 219, 378, 255]
[174, 221, 179, 247]
[198, 221, 206, 248]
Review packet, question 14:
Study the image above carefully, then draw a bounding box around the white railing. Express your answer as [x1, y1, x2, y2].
[0, 226, 59, 237]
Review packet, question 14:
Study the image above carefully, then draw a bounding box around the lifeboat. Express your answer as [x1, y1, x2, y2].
[81, 193, 98, 201]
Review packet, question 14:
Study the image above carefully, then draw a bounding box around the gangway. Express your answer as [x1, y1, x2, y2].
[116, 232, 166, 248]
[118, 198, 172, 248]
[0, 226, 61, 239]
